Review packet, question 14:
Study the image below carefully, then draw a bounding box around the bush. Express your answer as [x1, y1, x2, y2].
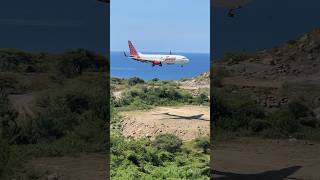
[115, 85, 198, 109]
[212, 64, 229, 87]
[128, 77, 145, 86]
[193, 93, 209, 105]
[287, 39, 297, 45]
[212, 91, 265, 130]
[288, 100, 311, 119]
[249, 119, 272, 133]
[57, 49, 107, 78]
[271, 109, 300, 134]
[194, 137, 210, 153]
[0, 74, 19, 93]
[0, 93, 20, 144]
[299, 116, 319, 128]
[224, 52, 256, 63]
[152, 134, 182, 153]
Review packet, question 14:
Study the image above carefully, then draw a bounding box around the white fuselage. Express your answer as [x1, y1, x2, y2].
[127, 40, 189, 66]
[134, 53, 189, 65]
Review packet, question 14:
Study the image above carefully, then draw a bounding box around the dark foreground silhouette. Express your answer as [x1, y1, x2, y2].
[211, 166, 302, 180]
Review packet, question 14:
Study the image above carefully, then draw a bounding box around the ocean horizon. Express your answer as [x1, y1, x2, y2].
[110, 51, 210, 80]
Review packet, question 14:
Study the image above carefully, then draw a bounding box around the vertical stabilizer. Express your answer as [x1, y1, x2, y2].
[128, 40, 140, 58]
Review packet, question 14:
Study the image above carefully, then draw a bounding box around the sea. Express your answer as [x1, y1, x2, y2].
[110, 51, 210, 80]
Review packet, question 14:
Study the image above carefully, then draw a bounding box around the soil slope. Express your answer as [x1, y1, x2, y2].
[120, 105, 210, 141]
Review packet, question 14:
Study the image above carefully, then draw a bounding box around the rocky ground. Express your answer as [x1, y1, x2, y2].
[120, 105, 210, 141]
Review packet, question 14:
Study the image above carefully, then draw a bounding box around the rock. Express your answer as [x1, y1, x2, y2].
[262, 57, 275, 65]
[289, 138, 297, 143]
[48, 173, 60, 180]
[307, 54, 314, 60]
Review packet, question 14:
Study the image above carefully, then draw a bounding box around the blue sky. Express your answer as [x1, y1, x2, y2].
[111, 0, 210, 53]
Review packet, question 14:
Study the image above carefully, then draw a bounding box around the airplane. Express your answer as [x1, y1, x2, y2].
[213, 0, 252, 17]
[124, 40, 190, 67]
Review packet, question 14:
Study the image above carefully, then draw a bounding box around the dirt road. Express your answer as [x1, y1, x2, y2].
[30, 153, 107, 180]
[120, 105, 210, 141]
[211, 138, 320, 180]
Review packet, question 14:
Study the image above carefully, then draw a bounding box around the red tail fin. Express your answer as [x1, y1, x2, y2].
[128, 40, 140, 58]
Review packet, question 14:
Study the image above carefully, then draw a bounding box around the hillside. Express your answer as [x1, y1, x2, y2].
[0, 49, 108, 179]
[110, 74, 210, 179]
[214, 29, 320, 113]
[212, 29, 320, 180]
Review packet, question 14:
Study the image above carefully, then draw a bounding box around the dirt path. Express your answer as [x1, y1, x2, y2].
[8, 93, 35, 118]
[30, 153, 107, 180]
[120, 105, 210, 141]
[112, 90, 122, 99]
[211, 138, 320, 180]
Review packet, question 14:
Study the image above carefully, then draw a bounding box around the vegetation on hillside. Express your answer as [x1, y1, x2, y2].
[110, 108, 210, 179]
[110, 77, 210, 179]
[212, 56, 320, 141]
[111, 77, 209, 111]
[0, 49, 108, 179]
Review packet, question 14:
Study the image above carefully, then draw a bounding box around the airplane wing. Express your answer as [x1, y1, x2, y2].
[134, 58, 152, 63]
[131, 57, 159, 64]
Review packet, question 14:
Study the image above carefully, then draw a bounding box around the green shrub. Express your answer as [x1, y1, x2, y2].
[151, 78, 159, 82]
[271, 109, 300, 134]
[128, 77, 144, 86]
[57, 49, 107, 78]
[213, 91, 265, 130]
[288, 100, 311, 119]
[193, 93, 209, 105]
[194, 137, 210, 153]
[152, 134, 182, 153]
[299, 117, 319, 128]
[224, 52, 256, 63]
[287, 39, 297, 45]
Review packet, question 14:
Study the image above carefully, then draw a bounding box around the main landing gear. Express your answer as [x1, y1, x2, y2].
[152, 63, 162, 67]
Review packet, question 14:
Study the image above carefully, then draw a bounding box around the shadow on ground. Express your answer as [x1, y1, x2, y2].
[211, 166, 302, 180]
[153, 112, 209, 121]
